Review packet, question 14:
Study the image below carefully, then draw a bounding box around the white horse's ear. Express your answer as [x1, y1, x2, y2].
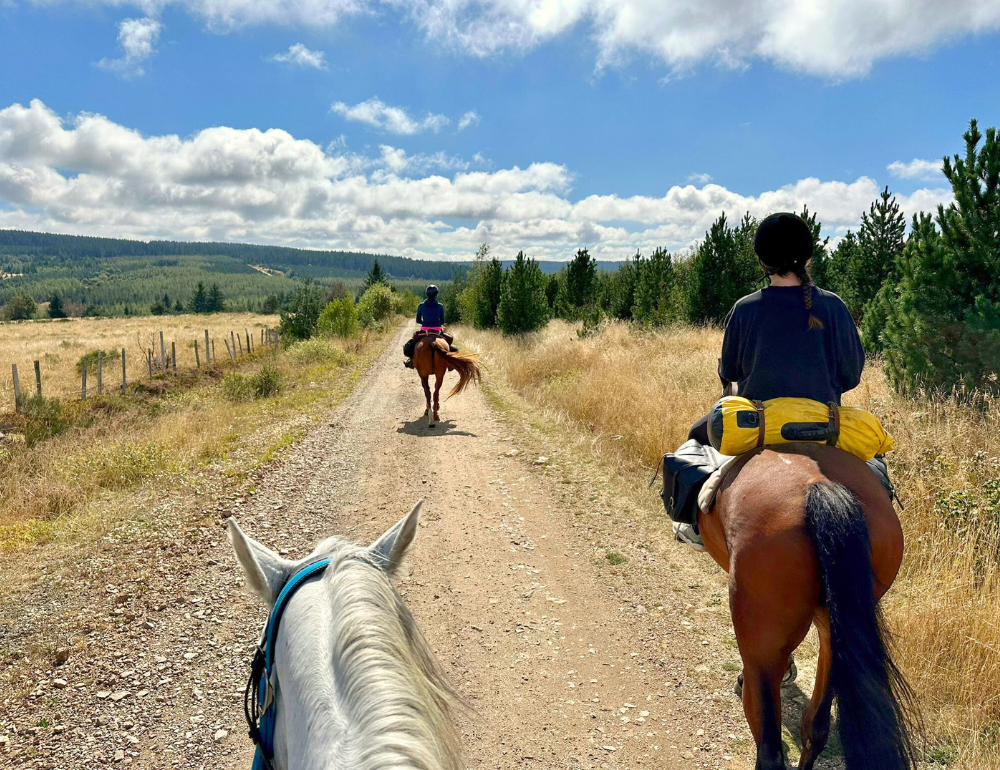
[369, 500, 422, 577]
[227, 518, 293, 607]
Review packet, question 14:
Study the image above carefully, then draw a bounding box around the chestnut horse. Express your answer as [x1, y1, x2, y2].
[699, 443, 918, 770]
[412, 335, 481, 427]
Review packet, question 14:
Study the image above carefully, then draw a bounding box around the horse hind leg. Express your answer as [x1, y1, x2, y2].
[798, 615, 834, 770]
[431, 373, 443, 426]
[421, 376, 432, 418]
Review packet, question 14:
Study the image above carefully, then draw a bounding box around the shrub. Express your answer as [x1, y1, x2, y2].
[279, 282, 325, 340]
[2, 294, 37, 321]
[22, 396, 68, 447]
[317, 297, 359, 339]
[251, 365, 282, 398]
[222, 366, 283, 401]
[76, 349, 120, 375]
[357, 284, 394, 329]
[221, 373, 254, 402]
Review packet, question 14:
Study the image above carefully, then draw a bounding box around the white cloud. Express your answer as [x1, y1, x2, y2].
[888, 158, 945, 180]
[0, 100, 954, 261]
[96, 17, 163, 78]
[268, 43, 328, 69]
[49, 0, 1000, 78]
[457, 110, 480, 131]
[331, 98, 450, 135]
[389, 0, 1000, 78]
[687, 172, 712, 185]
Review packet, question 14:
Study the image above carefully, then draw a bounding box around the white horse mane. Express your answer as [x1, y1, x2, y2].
[228, 504, 463, 770]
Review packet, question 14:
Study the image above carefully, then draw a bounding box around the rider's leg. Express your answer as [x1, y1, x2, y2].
[688, 413, 711, 444]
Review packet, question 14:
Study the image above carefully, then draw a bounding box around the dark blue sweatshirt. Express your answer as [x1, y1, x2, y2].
[416, 299, 445, 327]
[719, 286, 864, 405]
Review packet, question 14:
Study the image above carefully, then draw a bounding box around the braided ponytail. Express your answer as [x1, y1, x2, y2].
[793, 263, 824, 330]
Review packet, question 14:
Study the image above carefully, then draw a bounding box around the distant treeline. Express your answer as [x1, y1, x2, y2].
[0, 230, 465, 281]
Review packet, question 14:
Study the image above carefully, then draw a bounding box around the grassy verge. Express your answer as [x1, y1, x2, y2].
[0, 326, 394, 558]
[460, 319, 1000, 770]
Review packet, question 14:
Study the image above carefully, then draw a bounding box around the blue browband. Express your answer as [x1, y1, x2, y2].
[245, 558, 332, 770]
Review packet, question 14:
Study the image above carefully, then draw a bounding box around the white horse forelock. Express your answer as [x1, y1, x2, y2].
[268, 537, 463, 770]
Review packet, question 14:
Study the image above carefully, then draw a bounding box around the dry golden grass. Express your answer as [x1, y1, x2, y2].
[0, 322, 390, 555]
[462, 319, 1000, 769]
[0, 313, 277, 405]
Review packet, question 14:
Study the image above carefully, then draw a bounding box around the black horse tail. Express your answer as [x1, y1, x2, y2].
[805, 481, 920, 770]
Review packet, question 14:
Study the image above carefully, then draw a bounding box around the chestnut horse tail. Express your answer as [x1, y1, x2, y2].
[805, 482, 919, 770]
[439, 349, 482, 398]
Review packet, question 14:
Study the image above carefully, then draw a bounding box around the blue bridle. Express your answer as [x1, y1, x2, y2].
[244, 558, 331, 770]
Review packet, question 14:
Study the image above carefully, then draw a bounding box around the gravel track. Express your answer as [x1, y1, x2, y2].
[1, 326, 760, 769]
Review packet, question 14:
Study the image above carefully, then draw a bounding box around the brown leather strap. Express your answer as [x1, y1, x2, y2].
[754, 400, 766, 448]
[827, 402, 841, 446]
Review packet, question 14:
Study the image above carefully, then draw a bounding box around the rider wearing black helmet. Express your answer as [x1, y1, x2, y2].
[403, 285, 457, 368]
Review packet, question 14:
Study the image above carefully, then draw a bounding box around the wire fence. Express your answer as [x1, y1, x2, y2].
[5, 326, 281, 412]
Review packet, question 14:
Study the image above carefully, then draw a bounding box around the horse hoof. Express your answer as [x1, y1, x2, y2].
[734, 672, 744, 698]
[782, 658, 797, 686]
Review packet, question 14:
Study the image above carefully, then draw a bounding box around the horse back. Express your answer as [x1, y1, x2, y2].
[702, 444, 903, 597]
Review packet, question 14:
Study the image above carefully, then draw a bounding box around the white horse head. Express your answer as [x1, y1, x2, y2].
[227, 501, 463, 770]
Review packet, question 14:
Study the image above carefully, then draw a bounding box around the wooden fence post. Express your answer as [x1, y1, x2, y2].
[245, 329, 251, 354]
[81, 365, 87, 400]
[171, 341, 177, 373]
[160, 332, 167, 375]
[97, 351, 103, 396]
[34, 360, 41, 397]
[205, 330, 210, 362]
[212, 340, 216, 363]
[224, 338, 236, 364]
[11, 364, 21, 413]
[260, 329, 264, 347]
[121, 349, 127, 394]
[195, 340, 201, 369]
[237, 335, 243, 356]
[230, 331, 236, 357]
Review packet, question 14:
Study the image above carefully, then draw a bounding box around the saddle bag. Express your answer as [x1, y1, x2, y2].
[708, 396, 893, 462]
[656, 440, 728, 525]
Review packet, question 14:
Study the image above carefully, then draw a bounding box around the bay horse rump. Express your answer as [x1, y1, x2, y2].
[698, 444, 918, 770]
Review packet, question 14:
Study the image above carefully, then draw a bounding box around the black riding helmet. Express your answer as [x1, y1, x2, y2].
[426, 285, 439, 299]
[753, 212, 814, 275]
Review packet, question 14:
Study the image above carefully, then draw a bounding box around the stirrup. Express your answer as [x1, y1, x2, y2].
[403, 358, 414, 369]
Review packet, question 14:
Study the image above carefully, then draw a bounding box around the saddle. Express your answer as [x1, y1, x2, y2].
[413, 329, 454, 345]
[656, 442, 898, 529]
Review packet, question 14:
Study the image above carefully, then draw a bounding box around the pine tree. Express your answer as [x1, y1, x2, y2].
[602, 256, 637, 321]
[461, 244, 504, 328]
[686, 213, 760, 325]
[188, 281, 208, 313]
[207, 283, 225, 313]
[47, 291, 66, 319]
[361, 259, 387, 294]
[882, 120, 1000, 395]
[632, 248, 675, 325]
[564, 248, 597, 314]
[832, 188, 906, 320]
[497, 251, 548, 335]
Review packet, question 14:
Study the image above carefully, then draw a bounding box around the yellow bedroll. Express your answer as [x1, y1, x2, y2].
[707, 396, 893, 461]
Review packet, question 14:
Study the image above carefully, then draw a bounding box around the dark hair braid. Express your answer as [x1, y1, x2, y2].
[793, 263, 824, 330]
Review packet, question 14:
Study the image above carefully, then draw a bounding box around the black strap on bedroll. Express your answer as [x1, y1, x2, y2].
[753, 400, 766, 448]
[826, 402, 841, 447]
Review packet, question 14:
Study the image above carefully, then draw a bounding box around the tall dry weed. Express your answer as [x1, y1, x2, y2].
[463, 319, 1000, 768]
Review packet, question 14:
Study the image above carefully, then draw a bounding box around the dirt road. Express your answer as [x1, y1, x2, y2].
[1, 326, 759, 769]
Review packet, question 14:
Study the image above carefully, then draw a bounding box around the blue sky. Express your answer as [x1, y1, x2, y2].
[0, 0, 998, 259]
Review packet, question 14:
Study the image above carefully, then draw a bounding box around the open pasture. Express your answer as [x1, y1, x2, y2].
[0, 313, 278, 408]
